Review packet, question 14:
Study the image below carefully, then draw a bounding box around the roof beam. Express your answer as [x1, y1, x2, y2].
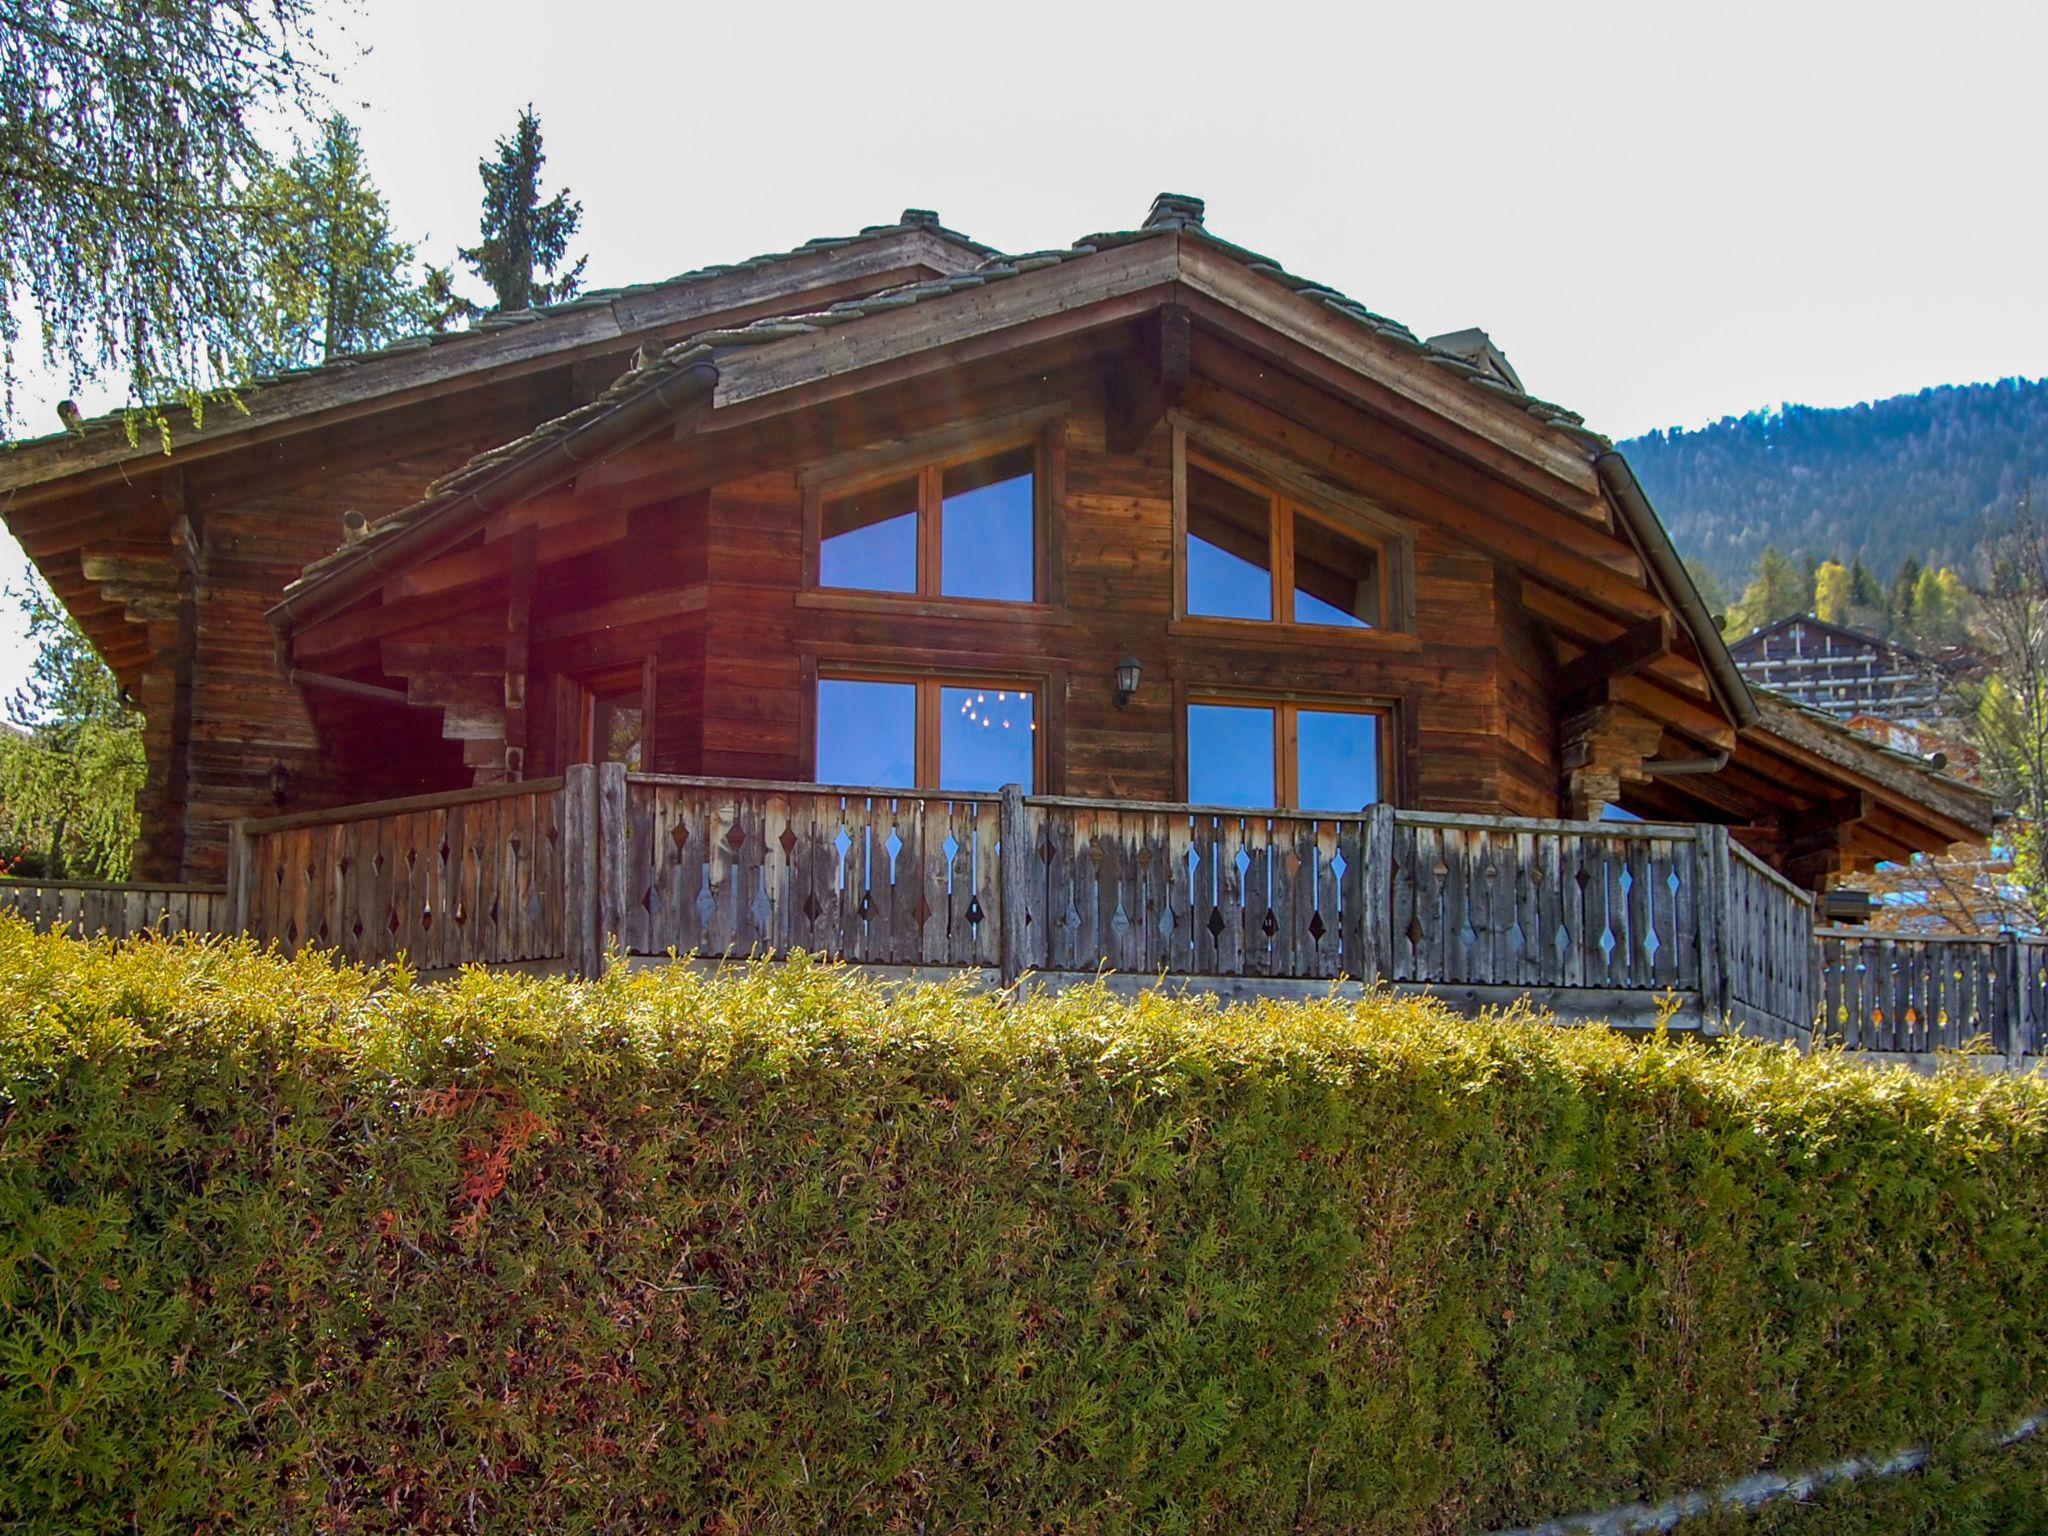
[1101, 304, 1191, 454]
[1559, 616, 1670, 711]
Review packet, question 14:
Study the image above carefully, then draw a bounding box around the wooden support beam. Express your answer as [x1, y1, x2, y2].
[1561, 698, 1666, 821]
[503, 528, 536, 781]
[1559, 615, 1669, 710]
[1102, 304, 1191, 454]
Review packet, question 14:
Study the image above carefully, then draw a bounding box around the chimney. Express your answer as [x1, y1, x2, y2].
[1143, 192, 1206, 232]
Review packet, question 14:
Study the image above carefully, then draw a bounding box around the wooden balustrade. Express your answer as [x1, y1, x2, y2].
[0, 879, 227, 940]
[90, 769, 2036, 1066]
[1388, 812, 1703, 995]
[230, 778, 571, 968]
[1722, 836, 1817, 1043]
[1817, 929, 2044, 1057]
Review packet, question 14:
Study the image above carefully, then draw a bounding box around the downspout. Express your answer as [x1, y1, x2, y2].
[267, 354, 722, 639]
[1593, 451, 1759, 731]
[1642, 751, 1730, 777]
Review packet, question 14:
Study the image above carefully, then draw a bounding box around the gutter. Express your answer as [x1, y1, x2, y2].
[1593, 451, 1760, 730]
[266, 355, 722, 639]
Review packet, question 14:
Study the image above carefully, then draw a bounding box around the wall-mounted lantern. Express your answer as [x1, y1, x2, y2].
[1114, 655, 1142, 710]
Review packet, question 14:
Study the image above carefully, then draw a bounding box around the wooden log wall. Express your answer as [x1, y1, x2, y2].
[234, 778, 570, 969]
[0, 880, 228, 940]
[1387, 811, 1702, 993]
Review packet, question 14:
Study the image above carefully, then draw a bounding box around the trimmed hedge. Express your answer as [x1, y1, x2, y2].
[1, 920, 2045, 1532]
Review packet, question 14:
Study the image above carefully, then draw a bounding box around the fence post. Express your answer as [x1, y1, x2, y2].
[1695, 824, 1729, 1030]
[596, 762, 629, 972]
[563, 765, 599, 979]
[2004, 933, 2030, 1069]
[226, 818, 255, 936]
[1363, 802, 1396, 982]
[999, 783, 1029, 986]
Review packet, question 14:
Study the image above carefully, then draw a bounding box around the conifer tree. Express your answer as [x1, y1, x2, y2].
[251, 115, 454, 368]
[457, 106, 588, 315]
[1813, 560, 1853, 624]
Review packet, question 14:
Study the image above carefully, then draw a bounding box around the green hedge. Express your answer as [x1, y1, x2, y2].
[2, 919, 2045, 1533]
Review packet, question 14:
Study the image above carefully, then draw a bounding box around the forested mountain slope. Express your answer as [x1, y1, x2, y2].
[1620, 377, 2048, 588]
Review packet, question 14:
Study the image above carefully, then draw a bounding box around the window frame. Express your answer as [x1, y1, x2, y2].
[812, 667, 1045, 793]
[803, 426, 1056, 609]
[1181, 691, 1395, 812]
[1171, 425, 1413, 639]
[568, 658, 656, 769]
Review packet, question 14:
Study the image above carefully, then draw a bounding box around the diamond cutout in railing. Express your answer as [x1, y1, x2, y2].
[1407, 914, 1425, 947]
[1330, 849, 1347, 880]
[371, 851, 385, 875]
[386, 907, 401, 936]
[1309, 911, 1327, 941]
[942, 832, 961, 864]
[1644, 927, 1661, 960]
[725, 821, 747, 852]
[1206, 906, 1226, 939]
[339, 856, 353, 877]
[672, 822, 691, 853]
[1038, 834, 1056, 866]
[778, 824, 798, 856]
[489, 898, 501, 925]
[914, 894, 932, 927]
[1598, 925, 1617, 959]
[352, 915, 365, 941]
[1159, 907, 1175, 938]
[966, 895, 984, 926]
[285, 920, 298, 946]
[802, 891, 822, 925]
[405, 847, 418, 872]
[885, 826, 904, 865]
[509, 837, 523, 859]
[1261, 908, 1278, 938]
[1618, 867, 1633, 895]
[1111, 904, 1130, 937]
[833, 827, 853, 860]
[454, 904, 468, 927]
[1574, 864, 1591, 893]
[317, 920, 330, 943]
[1668, 870, 1682, 898]
[439, 837, 451, 866]
[420, 906, 434, 933]
[858, 890, 874, 919]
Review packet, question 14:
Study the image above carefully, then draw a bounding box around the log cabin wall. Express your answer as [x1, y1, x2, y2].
[656, 375, 1551, 812]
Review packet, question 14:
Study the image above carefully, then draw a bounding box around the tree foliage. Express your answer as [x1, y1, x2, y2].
[249, 114, 456, 370]
[0, 582, 143, 880]
[0, 0, 341, 438]
[456, 105, 586, 316]
[1626, 378, 2048, 592]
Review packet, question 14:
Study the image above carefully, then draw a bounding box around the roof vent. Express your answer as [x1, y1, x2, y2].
[1144, 192, 1206, 232]
[1424, 327, 1525, 394]
[899, 208, 942, 229]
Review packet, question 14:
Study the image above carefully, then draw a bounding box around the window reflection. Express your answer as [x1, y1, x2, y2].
[821, 477, 919, 592]
[940, 686, 1034, 791]
[1186, 464, 1274, 620]
[942, 447, 1035, 602]
[589, 690, 644, 768]
[1293, 513, 1381, 628]
[816, 679, 916, 787]
[1188, 702, 1276, 807]
[1296, 709, 1378, 811]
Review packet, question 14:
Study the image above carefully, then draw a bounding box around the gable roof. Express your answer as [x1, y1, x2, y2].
[0, 211, 993, 501]
[1727, 611, 1925, 661]
[269, 193, 1761, 742]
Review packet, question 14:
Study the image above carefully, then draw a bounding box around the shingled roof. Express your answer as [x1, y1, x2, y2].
[274, 192, 1617, 628]
[0, 209, 994, 479]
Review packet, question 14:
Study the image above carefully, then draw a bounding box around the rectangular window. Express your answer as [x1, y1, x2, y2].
[1182, 451, 1387, 629]
[816, 674, 1036, 791]
[815, 439, 1041, 603]
[1187, 697, 1387, 811]
[574, 664, 653, 768]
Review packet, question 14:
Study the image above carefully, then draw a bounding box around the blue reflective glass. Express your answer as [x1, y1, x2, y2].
[1187, 703, 1275, 808]
[940, 686, 1033, 792]
[816, 679, 915, 788]
[1295, 709, 1379, 812]
[821, 477, 918, 592]
[942, 448, 1035, 602]
[1186, 464, 1273, 620]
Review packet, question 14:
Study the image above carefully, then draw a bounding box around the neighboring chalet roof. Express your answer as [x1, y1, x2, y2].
[1747, 689, 1989, 844]
[0, 210, 994, 493]
[1727, 612, 1925, 660]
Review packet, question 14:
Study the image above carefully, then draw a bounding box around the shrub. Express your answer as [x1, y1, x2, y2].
[0, 918, 2044, 1532]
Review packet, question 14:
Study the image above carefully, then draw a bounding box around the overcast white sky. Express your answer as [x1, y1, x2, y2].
[6, 0, 2046, 697]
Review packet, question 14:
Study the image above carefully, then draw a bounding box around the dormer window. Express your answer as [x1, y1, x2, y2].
[1185, 454, 1385, 628]
[816, 440, 1041, 603]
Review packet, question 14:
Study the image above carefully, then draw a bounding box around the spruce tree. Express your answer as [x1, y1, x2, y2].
[458, 106, 588, 315]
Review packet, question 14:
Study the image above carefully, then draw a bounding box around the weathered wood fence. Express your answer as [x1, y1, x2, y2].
[0, 879, 227, 939]
[12, 766, 2036, 1060]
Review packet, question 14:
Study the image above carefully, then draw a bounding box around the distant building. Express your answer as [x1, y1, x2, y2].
[1728, 615, 1943, 721]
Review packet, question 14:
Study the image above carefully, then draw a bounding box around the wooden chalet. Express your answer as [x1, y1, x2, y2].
[0, 194, 2009, 1046]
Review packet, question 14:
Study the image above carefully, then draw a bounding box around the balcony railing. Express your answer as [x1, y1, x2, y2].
[1, 767, 2037, 1063]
